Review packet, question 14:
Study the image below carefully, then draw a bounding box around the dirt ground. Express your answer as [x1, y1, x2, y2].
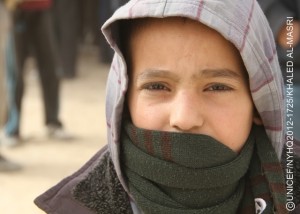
[0, 47, 109, 214]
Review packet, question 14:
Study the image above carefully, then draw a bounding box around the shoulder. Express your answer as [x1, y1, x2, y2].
[35, 146, 132, 214]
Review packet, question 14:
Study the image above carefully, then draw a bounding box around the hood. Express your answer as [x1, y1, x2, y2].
[101, 0, 285, 192]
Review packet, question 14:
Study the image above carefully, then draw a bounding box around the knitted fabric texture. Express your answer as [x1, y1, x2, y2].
[72, 152, 133, 214]
[121, 121, 287, 214]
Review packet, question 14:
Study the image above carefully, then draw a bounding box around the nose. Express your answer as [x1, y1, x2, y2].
[169, 91, 204, 133]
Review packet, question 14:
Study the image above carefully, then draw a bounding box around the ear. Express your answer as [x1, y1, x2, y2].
[253, 109, 263, 125]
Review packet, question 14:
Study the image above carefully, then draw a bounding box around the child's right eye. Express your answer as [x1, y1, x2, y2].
[142, 83, 170, 91]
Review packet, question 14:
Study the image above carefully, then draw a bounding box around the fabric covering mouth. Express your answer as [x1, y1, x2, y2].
[120, 120, 256, 212]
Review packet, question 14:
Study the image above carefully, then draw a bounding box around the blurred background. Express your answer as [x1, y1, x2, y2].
[0, 48, 109, 214]
[0, 0, 127, 213]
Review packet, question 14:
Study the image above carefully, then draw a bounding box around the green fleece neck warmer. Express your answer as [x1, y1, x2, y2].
[121, 121, 287, 214]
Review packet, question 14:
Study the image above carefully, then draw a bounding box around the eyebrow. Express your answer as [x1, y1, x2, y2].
[198, 68, 242, 80]
[136, 69, 180, 82]
[136, 68, 243, 82]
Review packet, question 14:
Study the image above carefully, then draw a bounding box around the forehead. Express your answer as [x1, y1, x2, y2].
[124, 17, 247, 80]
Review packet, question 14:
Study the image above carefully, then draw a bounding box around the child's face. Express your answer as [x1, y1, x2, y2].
[127, 18, 261, 152]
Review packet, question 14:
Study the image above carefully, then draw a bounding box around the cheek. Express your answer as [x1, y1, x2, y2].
[212, 99, 254, 151]
[206, 96, 253, 125]
[128, 94, 168, 130]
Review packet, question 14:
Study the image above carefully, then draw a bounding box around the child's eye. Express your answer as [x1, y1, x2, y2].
[205, 84, 233, 92]
[143, 83, 170, 91]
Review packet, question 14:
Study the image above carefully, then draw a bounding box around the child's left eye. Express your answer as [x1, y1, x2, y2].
[205, 84, 233, 92]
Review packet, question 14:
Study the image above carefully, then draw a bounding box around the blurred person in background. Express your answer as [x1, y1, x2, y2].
[79, 0, 99, 45]
[1, 0, 71, 147]
[258, 0, 300, 209]
[0, 0, 21, 172]
[53, 0, 80, 79]
[98, 0, 114, 63]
